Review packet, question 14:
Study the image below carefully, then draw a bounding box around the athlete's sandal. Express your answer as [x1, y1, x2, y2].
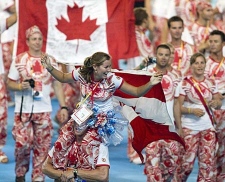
[0, 151, 8, 163]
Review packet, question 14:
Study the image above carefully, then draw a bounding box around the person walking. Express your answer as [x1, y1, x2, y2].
[175, 52, 221, 181]
[0, 0, 17, 164]
[204, 30, 225, 181]
[7, 25, 68, 182]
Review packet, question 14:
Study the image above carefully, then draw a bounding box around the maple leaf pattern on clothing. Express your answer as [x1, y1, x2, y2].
[148, 68, 180, 102]
[56, 3, 99, 41]
[161, 76, 174, 101]
[78, 74, 117, 103]
[175, 0, 197, 27]
[189, 23, 217, 47]
[52, 119, 101, 169]
[205, 57, 225, 93]
[14, 52, 57, 85]
[171, 42, 193, 77]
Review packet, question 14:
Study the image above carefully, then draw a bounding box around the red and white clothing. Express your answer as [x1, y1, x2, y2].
[205, 57, 225, 107]
[175, 0, 197, 28]
[0, 0, 14, 12]
[0, 14, 10, 156]
[126, 25, 154, 70]
[189, 22, 217, 54]
[205, 56, 225, 181]
[135, 26, 153, 58]
[0, 75, 7, 150]
[214, 0, 225, 34]
[178, 77, 217, 130]
[0, 0, 14, 74]
[175, 76, 218, 181]
[142, 67, 183, 181]
[51, 68, 124, 169]
[49, 127, 110, 171]
[8, 52, 59, 113]
[147, 0, 176, 49]
[72, 68, 123, 113]
[8, 52, 59, 181]
[148, 67, 181, 121]
[1, 8, 17, 103]
[128, 67, 182, 163]
[1, 9, 16, 75]
[170, 68, 182, 83]
[177, 127, 217, 182]
[0, 16, 7, 74]
[145, 139, 182, 182]
[12, 112, 52, 181]
[171, 41, 193, 77]
[213, 110, 225, 182]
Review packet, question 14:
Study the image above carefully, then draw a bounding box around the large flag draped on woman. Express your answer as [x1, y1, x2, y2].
[113, 70, 184, 162]
[14, 0, 139, 68]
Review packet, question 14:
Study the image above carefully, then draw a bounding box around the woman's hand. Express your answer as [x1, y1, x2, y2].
[41, 54, 54, 71]
[192, 108, 205, 117]
[149, 72, 163, 86]
[208, 99, 220, 109]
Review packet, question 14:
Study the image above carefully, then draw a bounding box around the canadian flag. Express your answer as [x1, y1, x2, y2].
[14, 0, 139, 69]
[113, 69, 184, 162]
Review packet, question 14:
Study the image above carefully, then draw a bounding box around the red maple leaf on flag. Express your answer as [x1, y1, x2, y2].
[56, 3, 99, 41]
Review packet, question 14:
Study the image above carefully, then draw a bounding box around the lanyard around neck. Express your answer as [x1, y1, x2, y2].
[76, 82, 99, 108]
[210, 58, 224, 78]
[186, 77, 216, 125]
[178, 41, 184, 70]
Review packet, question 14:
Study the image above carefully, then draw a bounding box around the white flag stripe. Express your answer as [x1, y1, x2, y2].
[114, 96, 173, 125]
[121, 105, 138, 123]
[136, 97, 172, 124]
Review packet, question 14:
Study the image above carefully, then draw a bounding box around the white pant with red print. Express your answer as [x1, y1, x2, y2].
[175, 127, 217, 182]
[214, 109, 225, 182]
[0, 76, 7, 149]
[144, 139, 183, 182]
[12, 112, 52, 181]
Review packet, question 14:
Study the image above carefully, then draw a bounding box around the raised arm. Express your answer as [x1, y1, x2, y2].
[119, 72, 163, 97]
[41, 54, 74, 83]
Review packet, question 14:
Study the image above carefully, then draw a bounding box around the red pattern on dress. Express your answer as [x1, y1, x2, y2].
[52, 119, 101, 169]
